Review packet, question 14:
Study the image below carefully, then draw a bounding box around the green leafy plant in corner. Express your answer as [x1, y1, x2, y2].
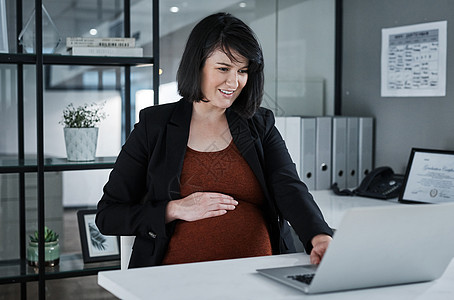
[59, 102, 106, 128]
[29, 226, 59, 243]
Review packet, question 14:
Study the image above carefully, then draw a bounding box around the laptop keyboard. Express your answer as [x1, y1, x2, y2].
[287, 273, 315, 285]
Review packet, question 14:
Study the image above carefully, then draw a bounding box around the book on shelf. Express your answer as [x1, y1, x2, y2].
[69, 46, 143, 57]
[66, 37, 136, 48]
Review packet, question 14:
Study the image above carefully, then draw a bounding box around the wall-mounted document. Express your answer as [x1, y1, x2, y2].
[300, 118, 316, 191]
[331, 117, 347, 189]
[346, 117, 359, 188]
[358, 117, 374, 184]
[381, 21, 447, 97]
[315, 117, 332, 190]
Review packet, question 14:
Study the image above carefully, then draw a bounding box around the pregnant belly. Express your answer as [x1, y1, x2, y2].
[162, 201, 272, 265]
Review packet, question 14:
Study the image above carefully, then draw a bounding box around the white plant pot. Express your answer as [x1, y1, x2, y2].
[64, 127, 99, 161]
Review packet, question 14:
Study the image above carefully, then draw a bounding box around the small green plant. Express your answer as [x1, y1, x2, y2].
[59, 102, 106, 128]
[29, 226, 59, 243]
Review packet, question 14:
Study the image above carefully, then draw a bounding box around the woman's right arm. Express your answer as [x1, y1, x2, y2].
[95, 108, 170, 239]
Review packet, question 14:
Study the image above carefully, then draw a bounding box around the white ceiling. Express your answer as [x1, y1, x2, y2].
[27, 0, 246, 38]
[13, 0, 252, 51]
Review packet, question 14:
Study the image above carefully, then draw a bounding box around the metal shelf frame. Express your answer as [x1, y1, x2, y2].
[0, 0, 159, 298]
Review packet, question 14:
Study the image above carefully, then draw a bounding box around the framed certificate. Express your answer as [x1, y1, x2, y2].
[399, 148, 454, 204]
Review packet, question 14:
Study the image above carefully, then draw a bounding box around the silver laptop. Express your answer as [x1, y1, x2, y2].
[257, 203, 454, 294]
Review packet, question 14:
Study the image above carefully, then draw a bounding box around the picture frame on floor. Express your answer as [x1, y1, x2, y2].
[77, 209, 120, 263]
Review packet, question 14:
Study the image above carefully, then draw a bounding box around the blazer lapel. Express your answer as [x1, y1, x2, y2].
[226, 109, 268, 195]
[165, 99, 192, 199]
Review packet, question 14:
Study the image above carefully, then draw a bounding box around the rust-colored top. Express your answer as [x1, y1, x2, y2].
[162, 141, 272, 265]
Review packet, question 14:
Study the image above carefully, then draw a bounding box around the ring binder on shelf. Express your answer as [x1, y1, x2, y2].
[275, 115, 373, 192]
[315, 117, 332, 190]
[300, 118, 316, 191]
[346, 117, 359, 188]
[358, 117, 374, 183]
[332, 117, 347, 190]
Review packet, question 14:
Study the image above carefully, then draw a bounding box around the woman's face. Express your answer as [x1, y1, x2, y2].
[200, 48, 249, 110]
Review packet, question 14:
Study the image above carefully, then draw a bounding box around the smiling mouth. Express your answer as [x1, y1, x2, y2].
[219, 89, 234, 95]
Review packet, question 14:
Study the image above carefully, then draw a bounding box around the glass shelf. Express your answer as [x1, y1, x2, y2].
[43, 156, 117, 171]
[0, 53, 37, 64]
[0, 156, 117, 173]
[44, 54, 154, 66]
[0, 254, 120, 284]
[0, 53, 153, 66]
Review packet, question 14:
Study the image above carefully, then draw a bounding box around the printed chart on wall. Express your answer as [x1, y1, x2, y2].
[381, 21, 447, 97]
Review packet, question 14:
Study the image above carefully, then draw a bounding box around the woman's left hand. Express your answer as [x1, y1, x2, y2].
[310, 234, 332, 265]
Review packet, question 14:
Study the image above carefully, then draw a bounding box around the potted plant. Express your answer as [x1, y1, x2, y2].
[59, 102, 106, 161]
[27, 226, 60, 267]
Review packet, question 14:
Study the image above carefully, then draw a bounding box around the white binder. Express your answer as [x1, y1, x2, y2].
[285, 117, 302, 178]
[274, 117, 301, 178]
[275, 117, 286, 138]
[300, 118, 316, 191]
[315, 117, 332, 190]
[358, 117, 374, 183]
[331, 117, 347, 189]
[346, 117, 359, 188]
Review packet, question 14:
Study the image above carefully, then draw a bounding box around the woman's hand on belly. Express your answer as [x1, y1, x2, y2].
[165, 192, 238, 223]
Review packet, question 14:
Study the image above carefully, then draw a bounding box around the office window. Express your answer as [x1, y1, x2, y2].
[158, 0, 335, 116]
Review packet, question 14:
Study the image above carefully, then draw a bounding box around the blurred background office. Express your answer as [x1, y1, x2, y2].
[1, 0, 453, 298]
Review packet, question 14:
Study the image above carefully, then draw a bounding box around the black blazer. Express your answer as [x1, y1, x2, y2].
[96, 99, 333, 268]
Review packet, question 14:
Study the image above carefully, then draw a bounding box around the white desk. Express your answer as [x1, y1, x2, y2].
[98, 252, 454, 300]
[99, 190, 443, 299]
[311, 190, 399, 229]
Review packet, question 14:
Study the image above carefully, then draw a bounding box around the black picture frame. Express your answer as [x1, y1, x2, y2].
[399, 148, 454, 204]
[77, 209, 120, 263]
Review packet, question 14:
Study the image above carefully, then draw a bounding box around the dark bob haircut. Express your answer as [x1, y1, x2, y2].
[177, 12, 264, 118]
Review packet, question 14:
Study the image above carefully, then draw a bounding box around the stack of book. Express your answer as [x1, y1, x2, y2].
[66, 37, 143, 57]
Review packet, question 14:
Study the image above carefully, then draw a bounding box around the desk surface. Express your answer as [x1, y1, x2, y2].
[98, 253, 454, 300]
[311, 190, 399, 229]
[99, 191, 447, 299]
